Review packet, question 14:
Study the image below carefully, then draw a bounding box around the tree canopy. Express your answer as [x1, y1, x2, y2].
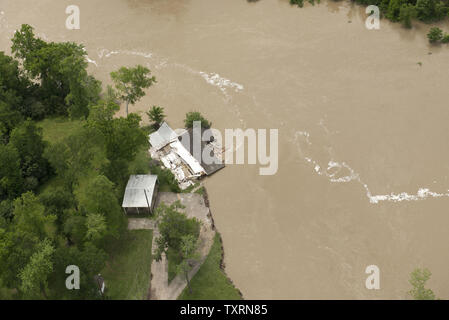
[110, 65, 156, 116]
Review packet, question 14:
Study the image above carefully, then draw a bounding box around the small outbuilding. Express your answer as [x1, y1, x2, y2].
[122, 175, 158, 214]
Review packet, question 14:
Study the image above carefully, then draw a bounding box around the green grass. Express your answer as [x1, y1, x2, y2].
[37, 117, 84, 144]
[194, 186, 205, 196]
[178, 233, 242, 300]
[102, 229, 153, 300]
[167, 247, 182, 283]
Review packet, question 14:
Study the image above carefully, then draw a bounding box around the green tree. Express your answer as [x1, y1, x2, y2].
[85, 213, 107, 242]
[184, 111, 211, 129]
[0, 193, 56, 289]
[9, 120, 50, 188]
[50, 243, 107, 299]
[427, 27, 444, 43]
[0, 144, 24, 200]
[175, 234, 200, 294]
[154, 201, 200, 261]
[39, 186, 76, 227]
[416, 0, 437, 22]
[386, 0, 404, 22]
[44, 127, 107, 192]
[146, 105, 165, 129]
[63, 212, 87, 246]
[408, 268, 436, 300]
[110, 65, 156, 116]
[19, 238, 55, 299]
[13, 192, 56, 241]
[442, 33, 449, 43]
[87, 100, 147, 186]
[11, 24, 101, 118]
[0, 101, 23, 144]
[0, 52, 31, 123]
[76, 175, 125, 239]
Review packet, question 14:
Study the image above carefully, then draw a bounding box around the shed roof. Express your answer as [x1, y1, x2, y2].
[149, 122, 178, 150]
[122, 175, 158, 208]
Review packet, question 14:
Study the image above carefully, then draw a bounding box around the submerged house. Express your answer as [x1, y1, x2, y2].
[149, 122, 224, 189]
[122, 175, 158, 214]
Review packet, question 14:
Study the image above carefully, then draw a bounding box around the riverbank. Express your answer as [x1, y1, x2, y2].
[3, 0, 449, 299]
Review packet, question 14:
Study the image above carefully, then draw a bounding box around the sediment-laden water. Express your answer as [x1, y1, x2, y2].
[2, 0, 449, 299]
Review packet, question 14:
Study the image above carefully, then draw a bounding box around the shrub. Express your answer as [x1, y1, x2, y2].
[442, 34, 449, 43]
[427, 27, 443, 43]
[150, 164, 181, 193]
[184, 111, 211, 129]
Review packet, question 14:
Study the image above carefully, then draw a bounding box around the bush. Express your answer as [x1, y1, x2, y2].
[427, 27, 443, 43]
[442, 34, 449, 43]
[150, 164, 181, 193]
[184, 111, 211, 129]
[290, 0, 305, 7]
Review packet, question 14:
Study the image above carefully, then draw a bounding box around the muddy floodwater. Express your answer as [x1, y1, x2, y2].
[2, 0, 449, 299]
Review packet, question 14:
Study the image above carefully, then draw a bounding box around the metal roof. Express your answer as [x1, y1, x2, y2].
[122, 175, 158, 208]
[149, 122, 178, 150]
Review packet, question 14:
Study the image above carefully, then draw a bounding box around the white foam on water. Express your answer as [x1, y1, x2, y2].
[85, 56, 98, 66]
[293, 130, 449, 204]
[198, 71, 244, 95]
[93, 48, 243, 99]
[97, 48, 152, 59]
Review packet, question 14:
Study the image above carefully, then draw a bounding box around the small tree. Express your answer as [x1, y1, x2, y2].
[19, 238, 55, 299]
[175, 234, 199, 294]
[441, 34, 449, 43]
[153, 201, 200, 261]
[184, 111, 211, 129]
[146, 105, 165, 129]
[427, 27, 443, 43]
[408, 268, 436, 300]
[110, 65, 156, 116]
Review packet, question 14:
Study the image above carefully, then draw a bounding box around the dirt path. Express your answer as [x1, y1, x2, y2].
[127, 192, 215, 300]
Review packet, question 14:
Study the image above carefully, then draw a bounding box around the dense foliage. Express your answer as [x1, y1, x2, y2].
[184, 111, 211, 129]
[153, 201, 200, 262]
[0, 25, 151, 299]
[288, 0, 449, 39]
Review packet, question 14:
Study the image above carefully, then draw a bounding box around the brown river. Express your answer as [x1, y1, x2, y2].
[2, 0, 449, 299]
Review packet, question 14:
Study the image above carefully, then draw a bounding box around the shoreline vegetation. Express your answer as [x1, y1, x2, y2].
[0, 23, 240, 300]
[250, 0, 449, 44]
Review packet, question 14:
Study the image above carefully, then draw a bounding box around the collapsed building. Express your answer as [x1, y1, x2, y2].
[149, 122, 224, 189]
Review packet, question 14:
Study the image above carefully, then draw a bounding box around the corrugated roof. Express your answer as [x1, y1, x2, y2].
[122, 175, 158, 208]
[149, 122, 178, 150]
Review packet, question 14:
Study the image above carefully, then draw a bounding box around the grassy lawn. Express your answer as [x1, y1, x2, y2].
[178, 233, 242, 300]
[102, 229, 153, 300]
[37, 117, 84, 143]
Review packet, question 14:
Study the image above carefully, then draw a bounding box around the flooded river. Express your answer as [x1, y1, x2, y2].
[2, 0, 449, 299]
